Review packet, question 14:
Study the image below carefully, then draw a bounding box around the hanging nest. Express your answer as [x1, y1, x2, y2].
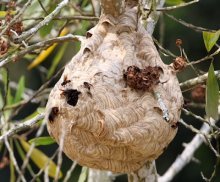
[46, 0, 183, 173]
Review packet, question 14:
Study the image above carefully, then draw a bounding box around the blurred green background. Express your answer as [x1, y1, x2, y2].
[0, 0, 220, 181]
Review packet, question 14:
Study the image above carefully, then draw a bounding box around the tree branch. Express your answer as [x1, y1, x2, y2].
[180, 70, 220, 91]
[14, 0, 70, 43]
[144, 0, 199, 12]
[0, 113, 45, 143]
[0, 34, 84, 68]
[158, 120, 215, 182]
[0, 0, 33, 37]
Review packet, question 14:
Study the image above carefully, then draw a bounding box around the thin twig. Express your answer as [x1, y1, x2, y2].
[0, 0, 33, 37]
[182, 108, 220, 132]
[144, 0, 199, 12]
[54, 129, 65, 182]
[63, 162, 78, 182]
[153, 37, 177, 58]
[179, 119, 207, 136]
[30, 149, 59, 182]
[0, 34, 84, 68]
[158, 122, 212, 182]
[165, 13, 217, 33]
[9, 67, 64, 121]
[4, 137, 26, 182]
[14, 0, 70, 42]
[22, 15, 99, 21]
[37, 0, 49, 15]
[0, 113, 44, 143]
[17, 120, 47, 182]
[187, 47, 220, 66]
[180, 70, 220, 91]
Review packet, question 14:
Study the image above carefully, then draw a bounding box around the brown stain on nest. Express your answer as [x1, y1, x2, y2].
[46, 1, 183, 173]
[123, 65, 162, 91]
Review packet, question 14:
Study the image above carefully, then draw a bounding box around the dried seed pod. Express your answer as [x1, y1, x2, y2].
[173, 56, 186, 71]
[46, 2, 183, 173]
[176, 39, 183, 47]
[0, 37, 9, 55]
[191, 84, 205, 103]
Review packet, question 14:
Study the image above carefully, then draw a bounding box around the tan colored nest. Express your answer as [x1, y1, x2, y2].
[46, 2, 183, 173]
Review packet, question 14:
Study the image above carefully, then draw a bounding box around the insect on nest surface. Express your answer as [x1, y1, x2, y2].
[45, 1, 183, 173]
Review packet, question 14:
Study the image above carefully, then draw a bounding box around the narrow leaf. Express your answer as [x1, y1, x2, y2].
[20, 139, 62, 179]
[0, 92, 3, 109]
[28, 27, 69, 70]
[166, 0, 184, 5]
[0, 11, 16, 18]
[9, 140, 15, 182]
[29, 137, 55, 146]
[206, 63, 219, 120]
[39, 21, 54, 38]
[14, 140, 41, 182]
[203, 31, 220, 52]
[14, 76, 25, 103]
[47, 43, 68, 78]
[78, 167, 88, 182]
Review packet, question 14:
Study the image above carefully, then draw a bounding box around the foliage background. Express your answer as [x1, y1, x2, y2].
[0, 0, 220, 181]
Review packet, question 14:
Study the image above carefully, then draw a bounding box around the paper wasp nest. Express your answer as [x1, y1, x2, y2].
[46, 2, 183, 173]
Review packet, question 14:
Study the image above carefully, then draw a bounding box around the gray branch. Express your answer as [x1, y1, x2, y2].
[180, 70, 220, 91]
[0, 113, 45, 143]
[158, 121, 213, 182]
[14, 0, 70, 42]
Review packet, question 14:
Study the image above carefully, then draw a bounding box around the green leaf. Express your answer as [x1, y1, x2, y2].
[203, 31, 220, 52]
[20, 139, 62, 179]
[39, 21, 54, 38]
[0, 92, 3, 109]
[37, 107, 46, 114]
[14, 140, 41, 182]
[7, 88, 13, 106]
[47, 43, 68, 78]
[0, 11, 16, 18]
[29, 137, 55, 146]
[166, 0, 184, 5]
[14, 76, 25, 103]
[9, 140, 15, 182]
[78, 167, 88, 182]
[206, 63, 219, 120]
[0, 67, 8, 93]
[39, 4, 56, 37]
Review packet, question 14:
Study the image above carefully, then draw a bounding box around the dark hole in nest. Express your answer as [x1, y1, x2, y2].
[48, 107, 59, 123]
[61, 89, 81, 107]
[61, 75, 71, 86]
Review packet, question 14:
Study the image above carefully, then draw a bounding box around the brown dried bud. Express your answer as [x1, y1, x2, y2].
[8, 1, 16, 9]
[191, 84, 205, 103]
[0, 157, 9, 169]
[0, 38, 9, 55]
[124, 65, 162, 91]
[5, 13, 12, 23]
[176, 39, 183, 47]
[6, 21, 23, 37]
[173, 56, 186, 71]
[12, 21, 23, 35]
